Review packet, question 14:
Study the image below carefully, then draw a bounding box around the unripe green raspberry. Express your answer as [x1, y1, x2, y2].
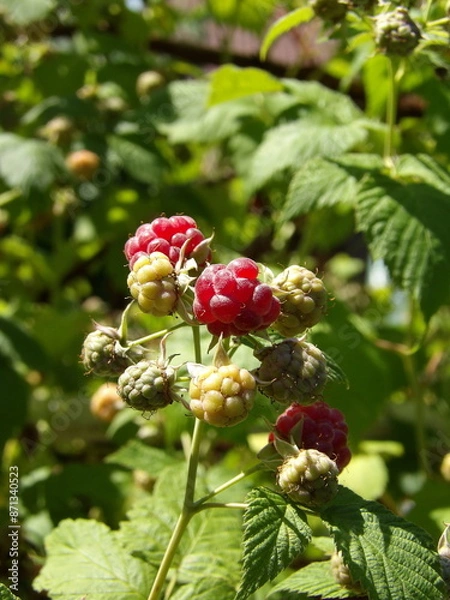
[272, 266, 327, 336]
[82, 329, 130, 376]
[189, 364, 256, 427]
[127, 252, 178, 316]
[277, 449, 339, 507]
[310, 0, 348, 21]
[117, 359, 177, 412]
[375, 7, 421, 56]
[331, 551, 363, 593]
[255, 339, 327, 404]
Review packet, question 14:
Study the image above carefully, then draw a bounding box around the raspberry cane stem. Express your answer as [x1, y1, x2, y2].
[147, 325, 205, 600]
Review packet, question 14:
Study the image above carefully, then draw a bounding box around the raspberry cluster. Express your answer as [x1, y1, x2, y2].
[124, 215, 211, 269]
[189, 363, 256, 427]
[193, 258, 280, 337]
[270, 401, 351, 472]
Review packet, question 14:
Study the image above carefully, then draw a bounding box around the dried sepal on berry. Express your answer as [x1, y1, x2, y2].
[277, 448, 339, 507]
[254, 338, 327, 405]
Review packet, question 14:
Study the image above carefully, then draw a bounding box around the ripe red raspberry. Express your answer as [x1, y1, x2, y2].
[270, 401, 351, 472]
[124, 215, 211, 269]
[193, 258, 281, 337]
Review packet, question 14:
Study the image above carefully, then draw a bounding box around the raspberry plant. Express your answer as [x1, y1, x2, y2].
[2, 1, 450, 599]
[32, 213, 446, 600]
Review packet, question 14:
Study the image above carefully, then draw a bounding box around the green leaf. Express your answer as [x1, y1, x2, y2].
[235, 487, 312, 600]
[395, 154, 450, 195]
[0, 315, 49, 371]
[108, 135, 164, 185]
[208, 65, 283, 106]
[171, 577, 237, 600]
[268, 560, 356, 598]
[105, 439, 180, 476]
[321, 486, 446, 600]
[0, 584, 21, 600]
[178, 509, 242, 585]
[281, 154, 383, 222]
[260, 7, 314, 60]
[33, 519, 154, 600]
[338, 454, 389, 500]
[162, 99, 258, 144]
[355, 173, 450, 320]
[0, 133, 65, 192]
[247, 119, 368, 192]
[0, 0, 56, 25]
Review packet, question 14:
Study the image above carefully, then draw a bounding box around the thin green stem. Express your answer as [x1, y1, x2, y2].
[117, 300, 135, 341]
[127, 322, 187, 348]
[196, 502, 248, 511]
[384, 57, 397, 164]
[403, 352, 428, 474]
[147, 326, 204, 600]
[194, 463, 264, 507]
[426, 17, 450, 27]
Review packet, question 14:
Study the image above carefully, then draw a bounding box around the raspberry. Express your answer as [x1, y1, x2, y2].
[136, 70, 164, 98]
[375, 7, 421, 56]
[124, 215, 211, 269]
[277, 449, 339, 507]
[90, 383, 123, 422]
[127, 252, 178, 316]
[193, 258, 280, 337]
[440, 453, 450, 482]
[66, 149, 100, 179]
[271, 266, 327, 336]
[189, 363, 256, 427]
[117, 359, 177, 412]
[310, 0, 348, 22]
[82, 328, 130, 377]
[270, 400, 351, 472]
[330, 551, 363, 593]
[255, 339, 327, 405]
